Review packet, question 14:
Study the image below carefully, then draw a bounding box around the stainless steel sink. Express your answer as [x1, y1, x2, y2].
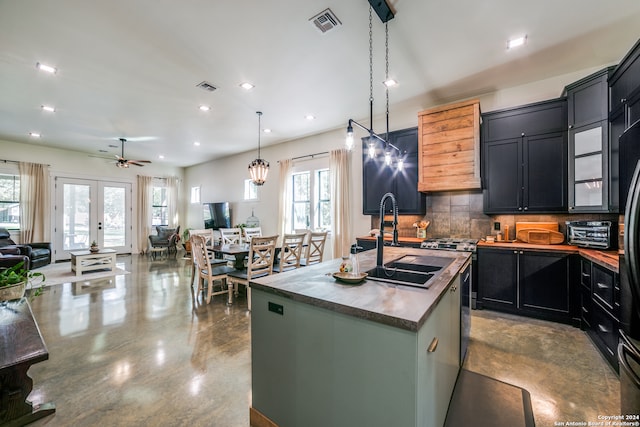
[365, 255, 454, 289]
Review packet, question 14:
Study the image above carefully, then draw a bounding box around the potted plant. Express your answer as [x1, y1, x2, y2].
[182, 228, 192, 253]
[0, 261, 45, 301]
[90, 240, 99, 252]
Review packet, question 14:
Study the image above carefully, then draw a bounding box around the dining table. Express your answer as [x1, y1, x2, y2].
[211, 243, 251, 270]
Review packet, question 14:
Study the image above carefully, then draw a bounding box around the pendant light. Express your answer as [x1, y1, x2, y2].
[345, 4, 402, 168]
[248, 111, 269, 186]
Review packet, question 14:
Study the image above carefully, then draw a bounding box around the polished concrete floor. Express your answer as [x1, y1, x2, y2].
[22, 254, 619, 426]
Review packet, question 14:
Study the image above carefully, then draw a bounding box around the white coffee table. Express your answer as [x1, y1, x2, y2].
[70, 249, 117, 276]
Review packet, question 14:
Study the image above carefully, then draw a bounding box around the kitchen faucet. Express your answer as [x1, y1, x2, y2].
[377, 192, 399, 268]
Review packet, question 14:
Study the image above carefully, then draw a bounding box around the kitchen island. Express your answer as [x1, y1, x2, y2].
[249, 246, 471, 427]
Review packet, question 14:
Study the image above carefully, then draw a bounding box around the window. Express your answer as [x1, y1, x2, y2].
[290, 168, 331, 232]
[244, 179, 258, 201]
[0, 174, 20, 229]
[152, 186, 168, 226]
[190, 186, 201, 204]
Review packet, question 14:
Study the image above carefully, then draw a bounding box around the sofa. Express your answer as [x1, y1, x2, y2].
[0, 246, 31, 270]
[0, 228, 51, 269]
[148, 225, 180, 255]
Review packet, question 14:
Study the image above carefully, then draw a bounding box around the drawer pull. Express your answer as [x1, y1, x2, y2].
[581, 272, 590, 278]
[596, 282, 609, 290]
[597, 324, 610, 334]
[582, 306, 589, 313]
[427, 337, 439, 353]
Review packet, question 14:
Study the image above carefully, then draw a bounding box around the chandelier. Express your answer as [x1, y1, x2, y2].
[248, 111, 269, 186]
[345, 2, 402, 168]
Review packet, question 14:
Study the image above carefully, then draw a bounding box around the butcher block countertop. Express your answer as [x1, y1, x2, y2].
[477, 240, 619, 272]
[250, 246, 470, 332]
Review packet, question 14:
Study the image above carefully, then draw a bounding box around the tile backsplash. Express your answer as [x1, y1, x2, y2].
[370, 189, 619, 241]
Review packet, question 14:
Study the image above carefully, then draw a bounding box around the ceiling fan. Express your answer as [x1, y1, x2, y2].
[115, 138, 151, 168]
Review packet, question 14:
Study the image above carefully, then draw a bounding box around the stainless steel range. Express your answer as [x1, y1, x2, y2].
[420, 238, 478, 252]
[419, 237, 478, 365]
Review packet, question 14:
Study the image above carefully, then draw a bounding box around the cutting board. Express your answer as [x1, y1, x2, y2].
[516, 229, 565, 245]
[515, 222, 559, 234]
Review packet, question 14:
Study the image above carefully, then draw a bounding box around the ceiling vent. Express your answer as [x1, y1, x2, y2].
[196, 81, 217, 92]
[309, 8, 342, 34]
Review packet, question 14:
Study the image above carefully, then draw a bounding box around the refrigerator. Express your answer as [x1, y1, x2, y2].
[619, 118, 640, 414]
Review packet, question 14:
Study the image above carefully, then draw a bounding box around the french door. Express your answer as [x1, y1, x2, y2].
[55, 178, 132, 261]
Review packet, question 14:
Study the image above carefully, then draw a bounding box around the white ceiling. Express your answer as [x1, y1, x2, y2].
[1, 0, 639, 168]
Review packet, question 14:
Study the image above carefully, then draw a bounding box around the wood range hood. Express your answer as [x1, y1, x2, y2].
[417, 99, 482, 192]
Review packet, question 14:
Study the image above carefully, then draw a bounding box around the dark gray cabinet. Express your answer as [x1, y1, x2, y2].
[482, 98, 568, 214]
[477, 247, 577, 324]
[362, 127, 425, 215]
[566, 67, 615, 213]
[580, 257, 620, 372]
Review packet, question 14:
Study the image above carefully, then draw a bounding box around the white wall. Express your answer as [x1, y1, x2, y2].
[0, 138, 185, 255]
[0, 62, 615, 260]
[183, 63, 617, 260]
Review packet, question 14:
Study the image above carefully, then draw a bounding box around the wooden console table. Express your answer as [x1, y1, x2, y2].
[70, 249, 116, 276]
[0, 299, 55, 425]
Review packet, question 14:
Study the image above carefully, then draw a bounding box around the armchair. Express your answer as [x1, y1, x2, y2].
[0, 228, 51, 269]
[148, 225, 181, 255]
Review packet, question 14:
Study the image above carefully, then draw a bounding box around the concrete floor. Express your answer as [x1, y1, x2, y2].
[22, 254, 619, 426]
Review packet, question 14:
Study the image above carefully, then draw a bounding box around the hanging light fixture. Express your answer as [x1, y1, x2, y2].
[344, 2, 402, 168]
[248, 111, 269, 186]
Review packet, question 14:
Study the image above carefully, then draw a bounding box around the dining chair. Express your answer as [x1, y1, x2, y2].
[227, 234, 278, 311]
[219, 228, 243, 245]
[190, 234, 235, 304]
[294, 228, 312, 246]
[243, 226, 262, 242]
[301, 231, 328, 266]
[273, 233, 306, 273]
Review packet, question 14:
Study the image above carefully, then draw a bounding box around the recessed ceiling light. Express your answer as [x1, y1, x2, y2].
[305, 114, 315, 120]
[383, 79, 397, 87]
[41, 105, 55, 112]
[36, 62, 56, 74]
[194, 141, 200, 146]
[158, 154, 165, 160]
[29, 132, 41, 138]
[263, 128, 272, 133]
[239, 82, 255, 90]
[199, 105, 210, 111]
[507, 35, 527, 50]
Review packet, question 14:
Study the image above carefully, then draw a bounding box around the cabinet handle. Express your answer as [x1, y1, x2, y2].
[513, 251, 518, 254]
[518, 207, 523, 211]
[569, 125, 574, 129]
[597, 324, 610, 334]
[427, 337, 439, 353]
[596, 282, 609, 290]
[519, 251, 523, 255]
[569, 206, 574, 210]
[521, 132, 525, 137]
[523, 207, 528, 211]
[581, 272, 590, 278]
[621, 98, 627, 103]
[582, 306, 589, 314]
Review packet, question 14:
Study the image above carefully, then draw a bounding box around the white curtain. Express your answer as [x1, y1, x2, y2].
[18, 162, 50, 243]
[137, 175, 153, 254]
[166, 176, 179, 228]
[330, 148, 352, 258]
[278, 159, 292, 238]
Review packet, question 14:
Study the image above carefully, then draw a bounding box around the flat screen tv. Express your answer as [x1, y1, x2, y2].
[203, 202, 231, 230]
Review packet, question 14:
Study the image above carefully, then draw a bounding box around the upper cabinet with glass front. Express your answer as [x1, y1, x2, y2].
[566, 67, 615, 213]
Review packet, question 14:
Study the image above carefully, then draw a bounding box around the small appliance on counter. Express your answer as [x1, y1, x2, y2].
[565, 220, 616, 249]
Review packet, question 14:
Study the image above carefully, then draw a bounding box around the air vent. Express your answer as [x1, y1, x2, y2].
[309, 8, 342, 34]
[196, 81, 217, 92]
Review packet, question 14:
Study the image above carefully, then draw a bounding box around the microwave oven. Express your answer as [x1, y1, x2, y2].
[566, 220, 616, 249]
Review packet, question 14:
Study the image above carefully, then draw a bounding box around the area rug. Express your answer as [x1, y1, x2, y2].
[29, 262, 130, 288]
